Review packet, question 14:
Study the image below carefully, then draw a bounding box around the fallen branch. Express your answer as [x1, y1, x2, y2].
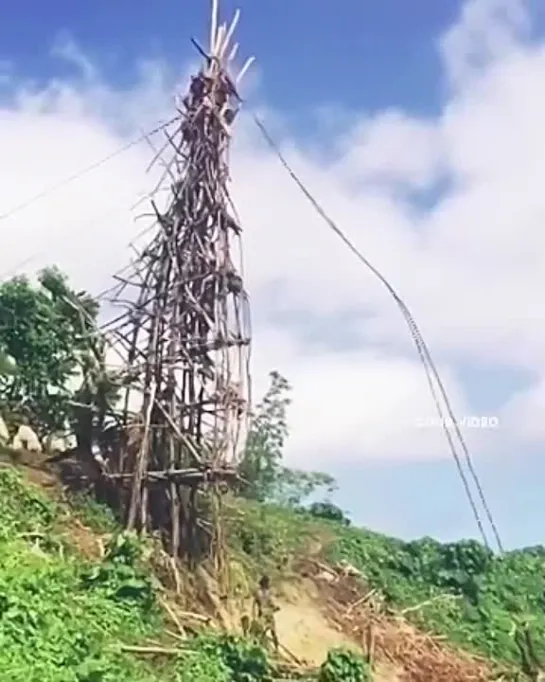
[160, 598, 187, 638]
[311, 558, 337, 575]
[346, 588, 377, 615]
[273, 661, 318, 680]
[278, 641, 303, 665]
[170, 608, 212, 623]
[119, 644, 181, 656]
[165, 628, 186, 643]
[400, 594, 460, 616]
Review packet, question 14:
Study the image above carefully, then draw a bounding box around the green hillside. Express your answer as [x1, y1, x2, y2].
[0, 465, 288, 682]
[0, 269, 543, 681]
[232, 501, 545, 668]
[1, 460, 544, 681]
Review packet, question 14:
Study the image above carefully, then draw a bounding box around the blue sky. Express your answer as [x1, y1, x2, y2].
[1, 0, 456, 114]
[2, 0, 545, 551]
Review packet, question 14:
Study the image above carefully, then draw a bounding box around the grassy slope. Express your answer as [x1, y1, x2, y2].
[1, 464, 542, 679]
[230, 502, 545, 669]
[0, 467, 256, 682]
[0, 467, 169, 681]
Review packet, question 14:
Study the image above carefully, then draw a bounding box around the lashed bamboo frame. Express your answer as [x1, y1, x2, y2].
[103, 2, 253, 563]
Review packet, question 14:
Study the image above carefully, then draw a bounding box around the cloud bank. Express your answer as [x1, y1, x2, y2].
[0, 0, 543, 469]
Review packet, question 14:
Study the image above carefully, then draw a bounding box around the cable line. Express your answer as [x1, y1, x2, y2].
[253, 113, 504, 554]
[0, 116, 178, 224]
[0, 97, 503, 551]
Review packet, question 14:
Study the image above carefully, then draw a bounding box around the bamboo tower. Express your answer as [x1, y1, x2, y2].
[103, 0, 253, 564]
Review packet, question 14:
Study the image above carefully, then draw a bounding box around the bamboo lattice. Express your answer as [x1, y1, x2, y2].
[100, 1, 253, 562]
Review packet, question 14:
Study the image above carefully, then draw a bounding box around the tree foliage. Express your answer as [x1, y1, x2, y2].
[329, 525, 545, 667]
[238, 371, 336, 507]
[308, 501, 351, 526]
[0, 267, 106, 434]
[238, 371, 290, 502]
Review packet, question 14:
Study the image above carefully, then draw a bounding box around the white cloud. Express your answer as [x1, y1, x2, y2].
[440, 0, 530, 86]
[500, 380, 545, 442]
[1, 0, 545, 467]
[334, 110, 444, 190]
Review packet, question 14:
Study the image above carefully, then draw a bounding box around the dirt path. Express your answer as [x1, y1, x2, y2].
[274, 580, 350, 666]
[276, 599, 348, 665]
[274, 582, 401, 681]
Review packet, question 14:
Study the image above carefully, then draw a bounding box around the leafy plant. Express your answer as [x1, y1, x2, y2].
[0, 468, 56, 539]
[327, 523, 545, 665]
[238, 371, 291, 502]
[192, 635, 272, 682]
[238, 371, 336, 507]
[176, 646, 231, 682]
[318, 648, 370, 682]
[0, 268, 99, 434]
[228, 500, 324, 573]
[69, 493, 121, 534]
[0, 473, 163, 681]
[307, 501, 351, 526]
[81, 532, 155, 611]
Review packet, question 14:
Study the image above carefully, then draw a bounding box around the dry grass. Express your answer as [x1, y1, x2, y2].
[300, 559, 509, 682]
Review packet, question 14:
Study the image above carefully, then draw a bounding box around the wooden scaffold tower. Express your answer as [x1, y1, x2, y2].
[101, 0, 254, 565]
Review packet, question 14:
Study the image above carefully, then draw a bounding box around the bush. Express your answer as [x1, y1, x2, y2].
[308, 502, 350, 526]
[319, 648, 370, 682]
[181, 635, 272, 682]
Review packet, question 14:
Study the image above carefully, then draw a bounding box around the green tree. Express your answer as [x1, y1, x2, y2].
[238, 371, 290, 502]
[272, 467, 337, 508]
[238, 370, 336, 505]
[0, 267, 103, 434]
